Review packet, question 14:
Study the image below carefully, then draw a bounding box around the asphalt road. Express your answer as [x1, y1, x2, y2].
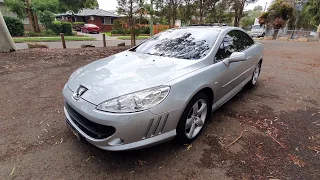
[0, 41, 319, 179]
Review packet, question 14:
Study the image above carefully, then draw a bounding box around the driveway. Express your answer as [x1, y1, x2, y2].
[0, 41, 319, 179]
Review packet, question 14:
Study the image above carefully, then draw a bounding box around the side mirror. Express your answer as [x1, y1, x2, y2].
[223, 52, 246, 66]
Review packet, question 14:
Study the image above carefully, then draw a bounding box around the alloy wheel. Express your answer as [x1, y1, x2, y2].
[252, 64, 260, 85]
[185, 99, 207, 139]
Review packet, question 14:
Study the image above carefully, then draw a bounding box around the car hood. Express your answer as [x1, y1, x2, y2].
[68, 51, 204, 105]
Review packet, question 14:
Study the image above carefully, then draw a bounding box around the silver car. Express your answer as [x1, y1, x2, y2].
[63, 26, 263, 151]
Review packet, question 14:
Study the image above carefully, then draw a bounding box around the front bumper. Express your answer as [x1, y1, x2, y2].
[62, 84, 181, 151]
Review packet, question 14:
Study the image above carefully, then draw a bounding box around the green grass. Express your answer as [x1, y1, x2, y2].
[13, 36, 96, 43]
[116, 36, 150, 40]
[104, 32, 112, 36]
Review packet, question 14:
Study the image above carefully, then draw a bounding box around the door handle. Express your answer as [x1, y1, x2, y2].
[246, 56, 251, 60]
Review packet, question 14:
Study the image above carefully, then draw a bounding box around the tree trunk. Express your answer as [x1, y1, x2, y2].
[33, 12, 40, 32]
[234, 16, 239, 27]
[129, 0, 136, 46]
[26, 0, 36, 32]
[199, 0, 203, 24]
[315, 24, 320, 39]
[149, 0, 154, 35]
[273, 29, 279, 39]
[0, 11, 17, 52]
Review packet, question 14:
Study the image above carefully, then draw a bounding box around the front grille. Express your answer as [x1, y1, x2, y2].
[65, 102, 115, 139]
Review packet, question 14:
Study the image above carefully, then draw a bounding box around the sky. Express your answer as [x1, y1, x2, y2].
[97, 0, 273, 11]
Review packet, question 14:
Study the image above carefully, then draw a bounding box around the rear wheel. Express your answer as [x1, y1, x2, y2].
[175, 92, 210, 144]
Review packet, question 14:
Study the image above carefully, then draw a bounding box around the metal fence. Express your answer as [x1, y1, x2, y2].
[276, 29, 316, 39]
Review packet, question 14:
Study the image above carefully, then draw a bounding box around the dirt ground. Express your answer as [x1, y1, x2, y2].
[0, 41, 319, 180]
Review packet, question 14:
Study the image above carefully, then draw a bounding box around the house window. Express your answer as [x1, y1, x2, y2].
[102, 17, 112, 25]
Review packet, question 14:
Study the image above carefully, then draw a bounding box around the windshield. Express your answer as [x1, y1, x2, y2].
[132, 28, 221, 60]
[252, 25, 263, 29]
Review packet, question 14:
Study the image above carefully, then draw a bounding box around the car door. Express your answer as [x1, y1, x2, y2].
[240, 31, 259, 80]
[213, 30, 249, 104]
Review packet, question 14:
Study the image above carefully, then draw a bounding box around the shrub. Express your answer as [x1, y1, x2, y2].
[61, 22, 72, 35]
[50, 21, 62, 35]
[50, 21, 72, 35]
[111, 29, 127, 34]
[111, 29, 119, 34]
[139, 26, 150, 34]
[112, 19, 122, 30]
[72, 22, 85, 31]
[43, 29, 56, 36]
[3, 16, 24, 36]
[24, 29, 56, 37]
[159, 26, 169, 31]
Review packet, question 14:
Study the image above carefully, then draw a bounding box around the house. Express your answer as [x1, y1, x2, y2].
[56, 8, 119, 32]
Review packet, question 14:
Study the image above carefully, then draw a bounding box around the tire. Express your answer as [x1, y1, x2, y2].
[247, 62, 262, 88]
[175, 92, 210, 144]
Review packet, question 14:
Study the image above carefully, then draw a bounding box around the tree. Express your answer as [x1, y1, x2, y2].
[3, 0, 25, 19]
[4, 0, 98, 32]
[118, 0, 140, 46]
[59, 0, 99, 13]
[32, 0, 59, 29]
[139, 0, 155, 35]
[178, 0, 195, 25]
[259, 0, 294, 39]
[240, 5, 262, 28]
[165, 0, 182, 27]
[229, 0, 257, 27]
[0, 10, 17, 52]
[253, 5, 262, 12]
[194, 0, 219, 24]
[299, 0, 320, 29]
[215, 0, 232, 24]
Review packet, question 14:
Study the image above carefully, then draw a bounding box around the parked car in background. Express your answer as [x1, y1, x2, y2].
[251, 24, 266, 37]
[63, 26, 263, 151]
[81, 24, 100, 34]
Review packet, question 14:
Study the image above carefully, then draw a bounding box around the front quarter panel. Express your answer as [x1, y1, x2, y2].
[149, 62, 222, 116]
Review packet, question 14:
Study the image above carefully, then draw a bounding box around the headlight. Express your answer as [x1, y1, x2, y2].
[69, 67, 83, 80]
[96, 86, 170, 113]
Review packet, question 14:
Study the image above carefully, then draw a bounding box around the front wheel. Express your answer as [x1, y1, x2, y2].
[248, 62, 261, 88]
[175, 92, 210, 144]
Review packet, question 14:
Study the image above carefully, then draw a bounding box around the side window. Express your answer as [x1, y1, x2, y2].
[214, 30, 243, 62]
[241, 32, 254, 49]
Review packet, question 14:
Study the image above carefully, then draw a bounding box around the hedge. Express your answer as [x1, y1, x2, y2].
[4, 16, 24, 36]
[111, 26, 150, 35]
[72, 22, 85, 31]
[50, 21, 72, 35]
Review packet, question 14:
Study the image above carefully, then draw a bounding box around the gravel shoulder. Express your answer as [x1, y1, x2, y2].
[0, 41, 319, 179]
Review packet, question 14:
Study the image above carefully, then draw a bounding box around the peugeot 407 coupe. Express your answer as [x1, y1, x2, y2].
[63, 26, 263, 151]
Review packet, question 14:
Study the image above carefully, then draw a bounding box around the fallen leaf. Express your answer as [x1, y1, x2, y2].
[289, 154, 306, 167]
[9, 166, 15, 176]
